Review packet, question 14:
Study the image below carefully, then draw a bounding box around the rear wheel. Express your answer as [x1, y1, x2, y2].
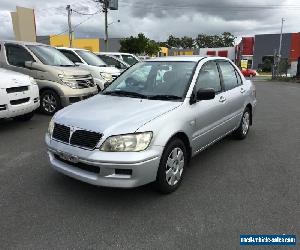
[40, 90, 61, 115]
[233, 107, 251, 140]
[155, 138, 187, 194]
[13, 111, 34, 121]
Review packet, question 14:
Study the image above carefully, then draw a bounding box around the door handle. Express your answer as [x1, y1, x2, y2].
[240, 88, 246, 94]
[219, 96, 226, 103]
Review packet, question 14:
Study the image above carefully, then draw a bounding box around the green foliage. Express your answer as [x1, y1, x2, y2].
[120, 33, 160, 56]
[180, 36, 195, 49]
[195, 32, 236, 48]
[166, 35, 182, 48]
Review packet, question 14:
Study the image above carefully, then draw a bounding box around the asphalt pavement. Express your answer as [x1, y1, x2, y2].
[0, 81, 299, 250]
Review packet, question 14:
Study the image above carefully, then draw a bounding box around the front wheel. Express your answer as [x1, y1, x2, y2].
[155, 138, 187, 194]
[40, 90, 61, 115]
[233, 107, 251, 140]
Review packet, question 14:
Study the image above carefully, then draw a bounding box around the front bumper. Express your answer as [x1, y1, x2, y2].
[46, 135, 163, 188]
[60, 87, 98, 106]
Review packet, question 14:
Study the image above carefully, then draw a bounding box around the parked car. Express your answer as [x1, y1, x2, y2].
[58, 48, 121, 91]
[97, 52, 140, 66]
[96, 53, 130, 71]
[46, 56, 256, 193]
[138, 55, 151, 61]
[0, 41, 98, 115]
[241, 68, 257, 77]
[0, 68, 39, 121]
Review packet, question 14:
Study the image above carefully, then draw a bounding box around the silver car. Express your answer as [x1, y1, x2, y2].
[46, 56, 257, 193]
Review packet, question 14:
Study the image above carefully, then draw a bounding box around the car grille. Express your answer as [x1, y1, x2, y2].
[70, 130, 102, 149]
[54, 154, 100, 174]
[10, 97, 30, 105]
[6, 86, 29, 93]
[0, 104, 6, 111]
[52, 123, 102, 150]
[72, 75, 95, 88]
[52, 124, 70, 143]
[76, 78, 95, 88]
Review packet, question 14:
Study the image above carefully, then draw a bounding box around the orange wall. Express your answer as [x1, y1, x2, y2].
[290, 33, 300, 61]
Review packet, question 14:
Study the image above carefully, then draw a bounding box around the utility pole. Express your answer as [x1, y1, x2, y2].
[276, 18, 285, 77]
[103, 0, 109, 51]
[66, 5, 73, 47]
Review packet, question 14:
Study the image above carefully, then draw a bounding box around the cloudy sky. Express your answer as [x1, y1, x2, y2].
[0, 0, 300, 42]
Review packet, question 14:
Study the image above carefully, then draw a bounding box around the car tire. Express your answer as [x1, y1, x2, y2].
[40, 90, 61, 115]
[233, 107, 251, 140]
[155, 138, 187, 194]
[13, 111, 34, 122]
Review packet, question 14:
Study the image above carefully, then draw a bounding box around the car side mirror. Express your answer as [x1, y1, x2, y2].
[196, 88, 215, 101]
[75, 62, 83, 66]
[24, 61, 34, 69]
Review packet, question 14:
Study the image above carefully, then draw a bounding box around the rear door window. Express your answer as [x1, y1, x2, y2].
[218, 61, 239, 91]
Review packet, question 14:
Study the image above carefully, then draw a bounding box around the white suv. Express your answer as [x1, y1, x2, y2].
[0, 68, 39, 121]
[58, 48, 121, 91]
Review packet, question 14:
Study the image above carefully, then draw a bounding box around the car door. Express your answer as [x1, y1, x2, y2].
[190, 60, 229, 152]
[217, 60, 246, 131]
[3, 44, 37, 78]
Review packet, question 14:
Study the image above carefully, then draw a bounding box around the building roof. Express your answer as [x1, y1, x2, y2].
[0, 40, 50, 46]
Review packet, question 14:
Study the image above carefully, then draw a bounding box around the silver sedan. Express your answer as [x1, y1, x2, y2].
[46, 56, 257, 193]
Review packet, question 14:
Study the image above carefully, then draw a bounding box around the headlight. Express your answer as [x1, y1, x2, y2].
[100, 132, 152, 152]
[100, 72, 113, 82]
[58, 74, 79, 89]
[48, 117, 55, 137]
[29, 77, 37, 85]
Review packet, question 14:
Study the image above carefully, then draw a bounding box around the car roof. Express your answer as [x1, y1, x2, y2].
[99, 52, 132, 55]
[147, 56, 233, 62]
[57, 47, 89, 52]
[147, 56, 205, 62]
[0, 40, 50, 46]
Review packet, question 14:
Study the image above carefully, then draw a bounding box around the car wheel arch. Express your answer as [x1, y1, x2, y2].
[165, 132, 192, 163]
[245, 103, 253, 125]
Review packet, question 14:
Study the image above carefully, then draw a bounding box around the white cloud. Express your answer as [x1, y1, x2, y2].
[0, 0, 299, 41]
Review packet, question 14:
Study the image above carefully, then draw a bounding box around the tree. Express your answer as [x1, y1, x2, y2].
[166, 35, 181, 48]
[221, 32, 236, 47]
[120, 33, 160, 56]
[145, 40, 161, 56]
[195, 32, 236, 48]
[180, 36, 195, 49]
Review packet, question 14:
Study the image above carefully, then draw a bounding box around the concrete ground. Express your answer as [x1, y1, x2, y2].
[0, 81, 299, 249]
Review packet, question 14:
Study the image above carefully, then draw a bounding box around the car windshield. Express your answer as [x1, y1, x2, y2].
[122, 54, 139, 66]
[27, 45, 74, 66]
[99, 55, 128, 69]
[103, 61, 197, 101]
[76, 50, 106, 67]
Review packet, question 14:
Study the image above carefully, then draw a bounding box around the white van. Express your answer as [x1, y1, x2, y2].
[57, 48, 121, 91]
[97, 52, 140, 66]
[0, 68, 39, 121]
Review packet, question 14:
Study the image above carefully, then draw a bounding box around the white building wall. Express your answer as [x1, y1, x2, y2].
[199, 47, 236, 61]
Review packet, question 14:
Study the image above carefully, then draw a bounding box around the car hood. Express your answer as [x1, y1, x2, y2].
[55, 94, 182, 135]
[52, 66, 91, 77]
[0, 68, 31, 88]
[78, 64, 121, 76]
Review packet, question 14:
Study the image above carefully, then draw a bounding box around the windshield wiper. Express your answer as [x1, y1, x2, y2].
[148, 95, 182, 101]
[103, 90, 148, 99]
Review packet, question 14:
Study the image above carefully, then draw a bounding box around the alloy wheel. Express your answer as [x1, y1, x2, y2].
[242, 112, 250, 135]
[165, 147, 184, 186]
[42, 93, 57, 114]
